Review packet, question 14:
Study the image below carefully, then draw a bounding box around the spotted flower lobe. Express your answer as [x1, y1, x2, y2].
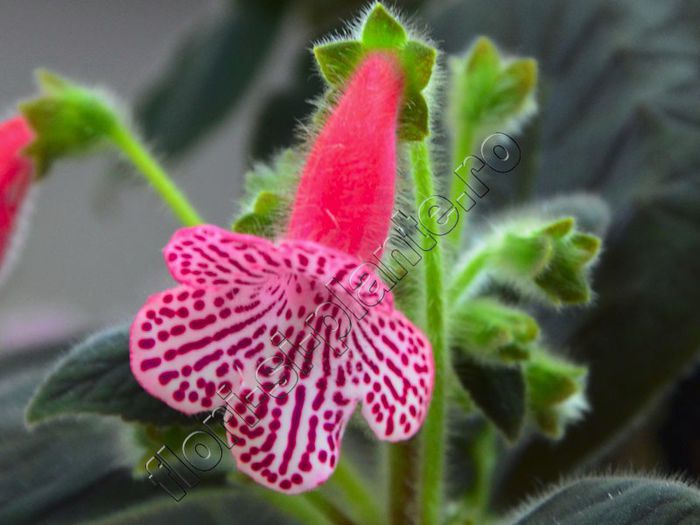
[131, 226, 433, 493]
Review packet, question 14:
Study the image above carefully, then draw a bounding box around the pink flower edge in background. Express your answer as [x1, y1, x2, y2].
[0, 116, 34, 287]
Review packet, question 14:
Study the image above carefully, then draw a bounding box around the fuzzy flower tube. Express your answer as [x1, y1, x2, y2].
[129, 52, 434, 494]
[0, 116, 34, 285]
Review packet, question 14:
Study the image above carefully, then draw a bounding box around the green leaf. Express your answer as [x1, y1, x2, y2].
[509, 477, 700, 525]
[453, 356, 526, 441]
[0, 345, 127, 524]
[313, 41, 364, 87]
[19, 69, 119, 178]
[136, 1, 289, 157]
[361, 3, 407, 49]
[26, 326, 194, 427]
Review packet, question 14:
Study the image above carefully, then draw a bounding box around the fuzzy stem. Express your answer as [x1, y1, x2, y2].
[388, 439, 420, 525]
[464, 424, 497, 515]
[389, 263, 425, 525]
[332, 456, 384, 525]
[256, 490, 337, 525]
[111, 124, 204, 226]
[447, 123, 477, 250]
[409, 140, 448, 525]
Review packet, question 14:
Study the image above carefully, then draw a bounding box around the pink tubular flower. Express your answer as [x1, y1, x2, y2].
[0, 116, 34, 284]
[130, 53, 434, 494]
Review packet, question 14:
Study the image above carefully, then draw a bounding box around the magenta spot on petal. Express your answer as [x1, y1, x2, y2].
[138, 338, 155, 350]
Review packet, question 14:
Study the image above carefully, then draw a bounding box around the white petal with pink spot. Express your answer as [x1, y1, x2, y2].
[130, 225, 433, 494]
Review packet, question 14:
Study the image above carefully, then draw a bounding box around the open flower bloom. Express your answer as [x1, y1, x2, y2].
[130, 53, 434, 494]
[0, 116, 34, 285]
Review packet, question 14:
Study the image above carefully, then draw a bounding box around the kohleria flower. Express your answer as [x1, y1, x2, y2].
[130, 53, 434, 494]
[0, 116, 34, 286]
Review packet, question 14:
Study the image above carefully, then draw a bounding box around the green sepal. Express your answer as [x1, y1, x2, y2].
[449, 36, 537, 148]
[311, 3, 436, 141]
[361, 3, 407, 49]
[449, 298, 539, 364]
[232, 191, 285, 239]
[533, 221, 602, 305]
[19, 69, 119, 178]
[525, 351, 588, 438]
[401, 40, 437, 92]
[313, 41, 364, 87]
[398, 93, 430, 141]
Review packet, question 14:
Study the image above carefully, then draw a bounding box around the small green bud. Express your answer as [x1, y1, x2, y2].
[450, 298, 539, 364]
[492, 232, 552, 278]
[533, 221, 601, 305]
[525, 351, 588, 438]
[492, 217, 601, 306]
[19, 70, 119, 178]
[312, 3, 436, 141]
[449, 36, 537, 154]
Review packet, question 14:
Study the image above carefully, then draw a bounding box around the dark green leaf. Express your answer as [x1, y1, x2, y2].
[453, 356, 526, 440]
[509, 477, 700, 525]
[136, 1, 289, 157]
[26, 326, 194, 426]
[0, 345, 127, 524]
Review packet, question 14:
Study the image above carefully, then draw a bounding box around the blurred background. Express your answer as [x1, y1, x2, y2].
[1, 0, 699, 523]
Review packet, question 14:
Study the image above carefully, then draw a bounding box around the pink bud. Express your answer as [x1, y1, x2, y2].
[286, 52, 404, 261]
[0, 116, 35, 282]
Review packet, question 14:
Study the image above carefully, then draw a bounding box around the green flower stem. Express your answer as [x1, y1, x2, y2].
[304, 492, 361, 525]
[447, 123, 477, 250]
[409, 140, 449, 525]
[111, 124, 204, 226]
[389, 269, 425, 525]
[448, 247, 491, 304]
[388, 440, 420, 525]
[332, 456, 384, 525]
